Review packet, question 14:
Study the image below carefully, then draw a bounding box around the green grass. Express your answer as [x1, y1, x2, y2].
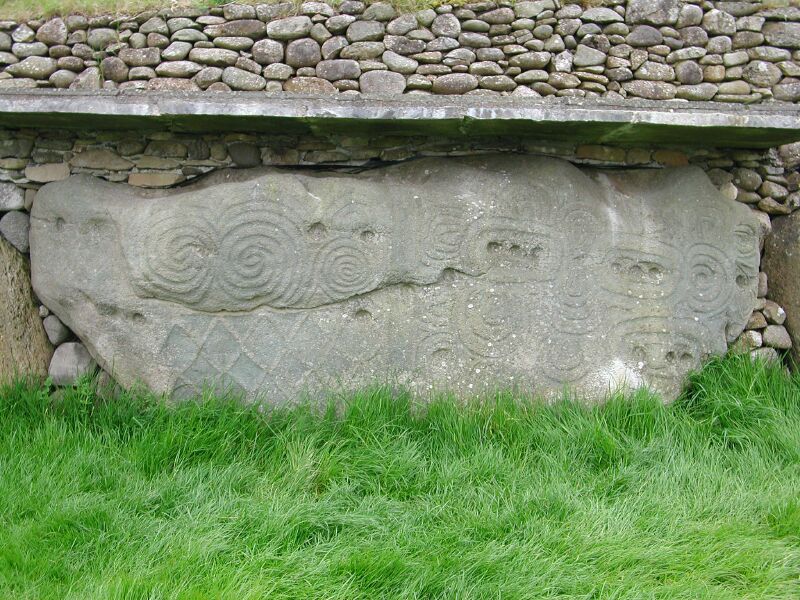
[2, 0, 212, 20]
[2, 0, 446, 21]
[2, 0, 797, 21]
[1, 354, 799, 599]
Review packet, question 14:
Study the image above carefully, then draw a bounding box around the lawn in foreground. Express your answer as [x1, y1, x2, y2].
[0, 354, 799, 599]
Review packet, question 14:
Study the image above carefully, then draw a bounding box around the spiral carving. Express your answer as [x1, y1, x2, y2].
[316, 237, 376, 301]
[141, 210, 218, 306]
[218, 203, 308, 307]
[425, 208, 465, 262]
[685, 243, 730, 314]
[136, 201, 308, 310]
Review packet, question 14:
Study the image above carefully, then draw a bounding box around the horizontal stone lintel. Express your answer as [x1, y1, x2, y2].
[1, 90, 800, 148]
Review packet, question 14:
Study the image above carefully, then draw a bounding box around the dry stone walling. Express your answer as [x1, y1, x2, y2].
[1, 0, 800, 103]
[30, 155, 761, 402]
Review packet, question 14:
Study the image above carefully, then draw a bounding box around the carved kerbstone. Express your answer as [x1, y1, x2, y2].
[30, 156, 761, 402]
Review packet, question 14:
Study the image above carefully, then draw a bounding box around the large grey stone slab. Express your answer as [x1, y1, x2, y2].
[30, 156, 761, 402]
[0, 90, 799, 148]
[763, 212, 800, 365]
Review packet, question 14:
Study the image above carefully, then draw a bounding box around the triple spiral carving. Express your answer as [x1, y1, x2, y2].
[136, 201, 383, 310]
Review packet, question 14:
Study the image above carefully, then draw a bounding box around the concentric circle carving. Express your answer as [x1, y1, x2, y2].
[685, 243, 730, 314]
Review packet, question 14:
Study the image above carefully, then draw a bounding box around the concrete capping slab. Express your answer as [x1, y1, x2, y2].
[1, 90, 799, 148]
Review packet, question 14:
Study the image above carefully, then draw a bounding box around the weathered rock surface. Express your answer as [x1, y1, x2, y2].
[1, 236, 52, 380]
[625, 0, 680, 25]
[48, 342, 95, 385]
[0, 210, 30, 253]
[764, 212, 800, 365]
[30, 156, 761, 402]
[0, 182, 25, 210]
[43, 314, 70, 345]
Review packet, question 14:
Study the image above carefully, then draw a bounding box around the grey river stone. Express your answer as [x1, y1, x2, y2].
[29, 156, 761, 402]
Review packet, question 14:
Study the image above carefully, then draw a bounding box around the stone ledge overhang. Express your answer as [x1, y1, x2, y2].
[1, 90, 799, 148]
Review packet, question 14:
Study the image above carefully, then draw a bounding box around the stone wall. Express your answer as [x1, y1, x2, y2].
[0, 123, 797, 386]
[0, 1, 799, 103]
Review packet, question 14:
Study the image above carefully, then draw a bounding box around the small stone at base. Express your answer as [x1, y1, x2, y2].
[762, 325, 792, 350]
[750, 347, 780, 364]
[48, 342, 96, 386]
[43, 314, 71, 345]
